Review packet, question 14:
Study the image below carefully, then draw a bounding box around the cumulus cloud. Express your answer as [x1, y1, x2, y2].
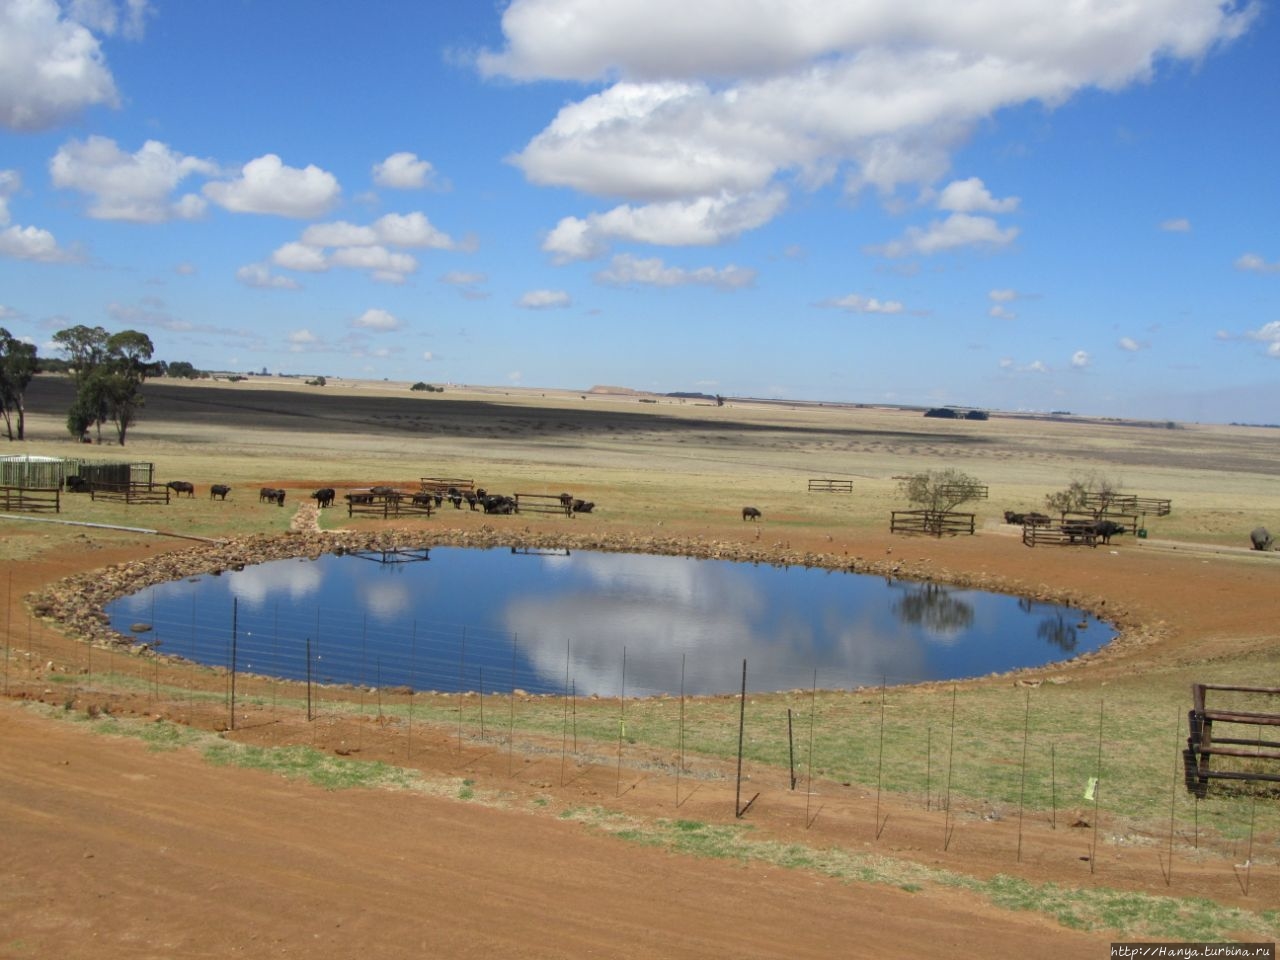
[351, 308, 402, 331]
[68, 0, 152, 40]
[519, 289, 571, 309]
[372, 152, 437, 189]
[936, 177, 1019, 214]
[50, 136, 216, 222]
[595, 253, 755, 288]
[481, 0, 1253, 248]
[1160, 217, 1191, 232]
[1071, 350, 1091, 368]
[1118, 336, 1146, 352]
[543, 190, 786, 261]
[988, 288, 1018, 319]
[0, 0, 121, 131]
[820, 293, 905, 314]
[236, 263, 301, 290]
[329, 245, 417, 284]
[0, 172, 78, 262]
[1236, 252, 1280, 273]
[204, 154, 340, 218]
[869, 212, 1019, 258]
[1243, 320, 1280, 358]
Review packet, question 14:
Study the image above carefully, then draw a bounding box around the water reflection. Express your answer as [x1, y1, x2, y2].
[106, 548, 1113, 696]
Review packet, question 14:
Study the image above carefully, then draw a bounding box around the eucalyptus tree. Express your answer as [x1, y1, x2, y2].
[0, 328, 38, 441]
[53, 325, 155, 445]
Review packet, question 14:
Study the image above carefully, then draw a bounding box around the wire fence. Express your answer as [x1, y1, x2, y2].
[3, 584, 1278, 899]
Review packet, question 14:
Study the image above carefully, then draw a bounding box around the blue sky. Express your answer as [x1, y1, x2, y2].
[1, 0, 1277, 423]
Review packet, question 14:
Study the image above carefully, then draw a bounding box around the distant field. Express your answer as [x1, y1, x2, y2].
[14, 374, 1279, 546]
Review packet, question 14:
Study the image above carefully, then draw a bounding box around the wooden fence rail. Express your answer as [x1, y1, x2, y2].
[90, 481, 170, 505]
[808, 478, 853, 493]
[0, 485, 60, 513]
[1184, 683, 1280, 797]
[890, 510, 975, 537]
[514, 493, 572, 516]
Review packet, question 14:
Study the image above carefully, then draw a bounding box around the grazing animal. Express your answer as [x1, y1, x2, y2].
[166, 480, 195, 498]
[1092, 520, 1126, 544]
[370, 485, 398, 499]
[742, 506, 762, 522]
[1060, 519, 1098, 546]
[482, 494, 517, 515]
[259, 487, 285, 506]
[1251, 527, 1273, 551]
[1025, 512, 1050, 527]
[346, 492, 373, 505]
[1004, 510, 1026, 525]
[572, 499, 594, 514]
[311, 487, 336, 508]
[210, 484, 231, 500]
[464, 492, 479, 511]
[65, 475, 89, 493]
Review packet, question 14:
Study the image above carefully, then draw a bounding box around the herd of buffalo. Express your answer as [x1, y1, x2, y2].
[55, 476, 1272, 551]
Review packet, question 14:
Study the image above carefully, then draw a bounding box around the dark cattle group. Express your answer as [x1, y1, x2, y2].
[259, 487, 286, 506]
[1004, 510, 1050, 526]
[166, 480, 195, 498]
[210, 484, 231, 500]
[311, 487, 336, 508]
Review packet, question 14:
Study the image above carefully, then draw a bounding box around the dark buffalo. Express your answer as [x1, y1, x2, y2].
[446, 487, 463, 509]
[210, 484, 231, 500]
[167, 480, 195, 498]
[65, 475, 89, 493]
[311, 487, 336, 508]
[1092, 520, 1126, 544]
[1060, 520, 1097, 546]
[1251, 527, 1273, 551]
[259, 487, 285, 506]
[482, 494, 517, 515]
[1004, 510, 1026, 525]
[370, 485, 399, 499]
[464, 492, 479, 511]
[572, 499, 594, 514]
[742, 506, 762, 521]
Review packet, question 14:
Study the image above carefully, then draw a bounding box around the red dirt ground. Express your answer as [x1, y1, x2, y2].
[3, 517, 1279, 959]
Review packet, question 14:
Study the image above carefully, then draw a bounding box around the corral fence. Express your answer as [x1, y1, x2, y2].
[89, 481, 171, 505]
[0, 457, 153, 491]
[940, 483, 989, 500]
[514, 493, 572, 516]
[345, 489, 433, 519]
[0, 485, 60, 513]
[420, 477, 475, 496]
[1083, 493, 1172, 517]
[1061, 510, 1140, 534]
[808, 478, 853, 493]
[890, 510, 975, 537]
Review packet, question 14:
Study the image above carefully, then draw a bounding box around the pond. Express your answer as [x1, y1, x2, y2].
[106, 546, 1114, 697]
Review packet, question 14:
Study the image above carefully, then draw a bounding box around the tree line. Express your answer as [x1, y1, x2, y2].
[0, 325, 203, 446]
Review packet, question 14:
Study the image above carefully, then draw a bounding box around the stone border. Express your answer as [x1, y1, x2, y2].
[28, 524, 1158, 687]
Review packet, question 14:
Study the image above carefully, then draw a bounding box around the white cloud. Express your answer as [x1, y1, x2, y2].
[483, 0, 1254, 247]
[373, 212, 456, 249]
[236, 263, 301, 290]
[49, 136, 216, 222]
[519, 289, 571, 309]
[288, 328, 318, 346]
[1160, 217, 1191, 232]
[301, 221, 377, 247]
[422, 351, 435, 362]
[1244, 321, 1280, 358]
[271, 241, 329, 273]
[595, 253, 755, 288]
[989, 304, 1016, 320]
[329, 245, 417, 283]
[1236, 252, 1280, 273]
[0, 224, 77, 262]
[351, 308, 402, 332]
[988, 288, 1019, 319]
[822, 293, 905, 314]
[1071, 350, 1091, 368]
[0, 0, 120, 131]
[1026, 360, 1049, 374]
[372, 152, 436, 189]
[936, 178, 1019, 214]
[543, 190, 786, 262]
[441, 270, 487, 286]
[1118, 336, 1146, 352]
[988, 289, 1018, 302]
[204, 154, 340, 218]
[870, 213, 1019, 258]
[68, 0, 152, 40]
